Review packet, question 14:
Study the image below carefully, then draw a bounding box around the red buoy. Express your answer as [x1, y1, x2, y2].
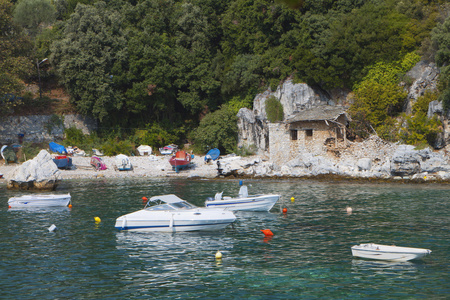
[261, 229, 274, 236]
[142, 196, 148, 204]
[282, 208, 287, 214]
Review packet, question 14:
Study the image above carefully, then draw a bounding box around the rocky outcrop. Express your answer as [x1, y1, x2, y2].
[0, 114, 97, 144]
[217, 135, 450, 181]
[238, 80, 334, 152]
[404, 61, 439, 115]
[6, 150, 61, 190]
[237, 108, 268, 153]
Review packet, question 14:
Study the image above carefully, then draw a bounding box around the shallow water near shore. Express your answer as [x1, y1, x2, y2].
[0, 178, 448, 299]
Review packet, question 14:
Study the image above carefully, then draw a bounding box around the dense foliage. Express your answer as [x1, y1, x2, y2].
[265, 96, 284, 122]
[0, 0, 32, 114]
[1, 0, 449, 152]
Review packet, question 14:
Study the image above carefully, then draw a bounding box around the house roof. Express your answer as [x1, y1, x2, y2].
[286, 106, 350, 123]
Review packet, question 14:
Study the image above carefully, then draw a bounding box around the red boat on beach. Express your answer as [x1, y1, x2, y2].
[169, 151, 193, 173]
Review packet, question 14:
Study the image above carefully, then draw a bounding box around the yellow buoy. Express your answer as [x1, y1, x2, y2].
[291, 197, 295, 202]
[94, 216, 101, 223]
[215, 250, 222, 260]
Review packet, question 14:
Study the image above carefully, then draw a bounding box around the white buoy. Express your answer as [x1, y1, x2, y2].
[48, 224, 57, 232]
[346, 206, 353, 214]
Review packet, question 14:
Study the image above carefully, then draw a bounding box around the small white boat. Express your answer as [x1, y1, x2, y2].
[115, 194, 236, 232]
[115, 154, 133, 171]
[205, 185, 280, 211]
[351, 243, 432, 262]
[8, 193, 71, 208]
[137, 145, 152, 156]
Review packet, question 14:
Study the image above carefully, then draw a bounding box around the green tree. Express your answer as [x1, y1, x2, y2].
[293, 2, 413, 89]
[51, 2, 127, 122]
[13, 0, 56, 37]
[190, 105, 238, 154]
[0, 0, 32, 114]
[348, 53, 420, 135]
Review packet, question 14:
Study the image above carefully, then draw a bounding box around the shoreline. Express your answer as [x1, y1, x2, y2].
[2, 154, 450, 185]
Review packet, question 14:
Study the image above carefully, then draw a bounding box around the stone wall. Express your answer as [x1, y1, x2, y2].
[269, 118, 346, 165]
[268, 123, 291, 166]
[0, 114, 97, 144]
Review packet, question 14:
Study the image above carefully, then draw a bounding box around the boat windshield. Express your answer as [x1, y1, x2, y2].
[145, 201, 196, 211]
[170, 201, 197, 209]
[146, 204, 174, 211]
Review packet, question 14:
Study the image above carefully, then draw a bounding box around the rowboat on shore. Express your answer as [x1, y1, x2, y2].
[169, 150, 192, 173]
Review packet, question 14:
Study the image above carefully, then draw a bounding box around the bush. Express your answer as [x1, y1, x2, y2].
[399, 113, 441, 146]
[265, 96, 284, 122]
[100, 138, 134, 156]
[134, 123, 179, 149]
[190, 105, 238, 154]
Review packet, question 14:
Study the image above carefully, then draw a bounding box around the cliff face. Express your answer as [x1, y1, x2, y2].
[238, 60, 443, 154]
[238, 81, 335, 153]
[235, 60, 450, 179]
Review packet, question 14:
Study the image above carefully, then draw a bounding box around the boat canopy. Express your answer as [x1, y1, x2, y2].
[149, 194, 187, 204]
[49, 142, 67, 154]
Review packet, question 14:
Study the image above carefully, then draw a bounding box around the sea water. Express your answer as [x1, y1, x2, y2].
[0, 178, 448, 299]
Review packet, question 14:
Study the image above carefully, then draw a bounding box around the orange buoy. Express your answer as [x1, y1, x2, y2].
[282, 208, 287, 214]
[68, 204, 72, 208]
[261, 229, 274, 236]
[8, 205, 11, 209]
[142, 196, 148, 204]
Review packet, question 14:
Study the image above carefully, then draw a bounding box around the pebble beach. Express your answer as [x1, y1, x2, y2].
[0, 154, 222, 181]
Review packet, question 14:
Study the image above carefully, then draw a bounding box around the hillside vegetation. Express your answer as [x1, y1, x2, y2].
[1, 0, 449, 154]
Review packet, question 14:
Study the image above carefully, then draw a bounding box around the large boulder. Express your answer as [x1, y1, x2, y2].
[6, 150, 61, 190]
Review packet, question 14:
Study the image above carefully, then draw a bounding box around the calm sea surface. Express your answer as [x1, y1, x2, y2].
[0, 178, 448, 299]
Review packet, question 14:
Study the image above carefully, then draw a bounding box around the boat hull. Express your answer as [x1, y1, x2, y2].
[8, 193, 71, 208]
[115, 209, 236, 232]
[169, 151, 192, 173]
[205, 195, 280, 211]
[351, 243, 431, 262]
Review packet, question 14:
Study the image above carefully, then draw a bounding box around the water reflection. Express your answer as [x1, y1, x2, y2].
[351, 259, 418, 273]
[8, 206, 70, 213]
[116, 231, 235, 259]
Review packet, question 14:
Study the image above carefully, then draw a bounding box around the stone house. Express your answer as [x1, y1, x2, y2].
[269, 106, 351, 165]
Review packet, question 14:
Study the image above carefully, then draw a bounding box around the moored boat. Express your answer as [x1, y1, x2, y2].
[8, 193, 71, 208]
[159, 144, 178, 155]
[115, 194, 236, 232]
[115, 154, 133, 171]
[351, 243, 431, 262]
[137, 145, 152, 156]
[205, 184, 280, 211]
[91, 156, 107, 170]
[53, 155, 73, 169]
[205, 148, 220, 162]
[169, 150, 192, 173]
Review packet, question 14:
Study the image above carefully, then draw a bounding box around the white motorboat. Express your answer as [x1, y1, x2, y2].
[8, 193, 71, 208]
[351, 243, 432, 262]
[115, 194, 236, 232]
[205, 185, 280, 211]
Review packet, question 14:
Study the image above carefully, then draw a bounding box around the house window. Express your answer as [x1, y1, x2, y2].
[305, 129, 313, 139]
[291, 130, 298, 140]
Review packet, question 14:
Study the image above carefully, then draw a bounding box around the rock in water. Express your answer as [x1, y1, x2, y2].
[6, 150, 61, 190]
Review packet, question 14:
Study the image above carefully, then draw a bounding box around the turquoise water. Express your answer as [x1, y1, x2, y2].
[0, 178, 448, 299]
